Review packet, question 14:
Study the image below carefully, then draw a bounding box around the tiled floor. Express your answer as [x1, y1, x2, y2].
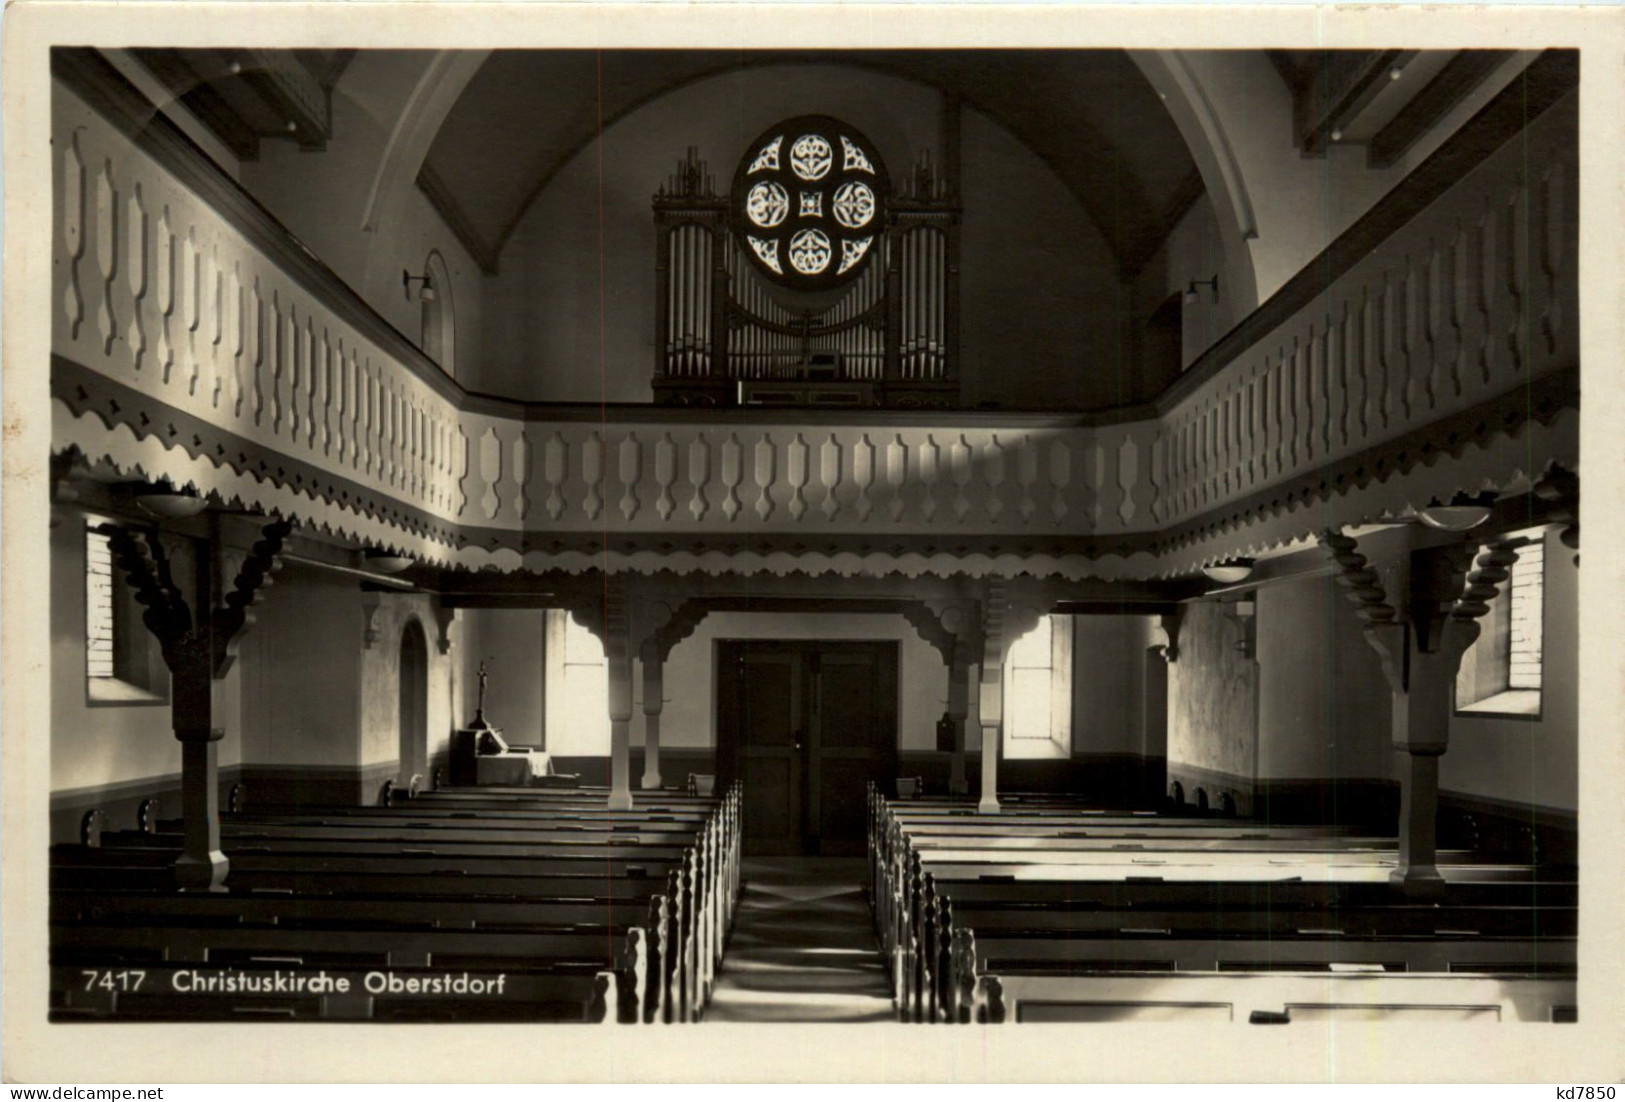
[704, 857, 897, 1023]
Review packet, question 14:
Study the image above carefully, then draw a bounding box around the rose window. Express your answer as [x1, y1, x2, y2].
[732, 115, 888, 291]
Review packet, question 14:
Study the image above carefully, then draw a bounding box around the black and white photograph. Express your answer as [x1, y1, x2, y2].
[3, 0, 1622, 1086]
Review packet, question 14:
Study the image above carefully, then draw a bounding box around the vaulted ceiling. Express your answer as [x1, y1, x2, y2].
[416, 49, 1202, 275]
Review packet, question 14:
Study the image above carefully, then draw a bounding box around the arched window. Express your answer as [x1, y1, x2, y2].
[544, 609, 610, 757]
[1002, 614, 1073, 760]
[418, 250, 455, 377]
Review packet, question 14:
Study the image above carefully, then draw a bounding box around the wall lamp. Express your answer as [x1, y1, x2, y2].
[364, 548, 415, 574]
[403, 268, 436, 303]
[1185, 275, 1219, 305]
[1202, 558, 1255, 585]
[1417, 491, 1496, 532]
[132, 481, 207, 519]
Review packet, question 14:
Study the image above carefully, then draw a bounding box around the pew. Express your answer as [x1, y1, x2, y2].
[969, 970, 1577, 1024]
[868, 786, 1577, 1024]
[52, 782, 744, 1024]
[53, 964, 620, 1024]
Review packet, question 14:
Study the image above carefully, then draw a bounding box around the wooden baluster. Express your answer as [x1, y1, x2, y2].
[1501, 182, 1528, 379]
[949, 434, 972, 523]
[753, 433, 777, 522]
[126, 187, 150, 375]
[1444, 222, 1467, 401]
[269, 291, 285, 435]
[787, 433, 809, 521]
[619, 431, 643, 522]
[582, 431, 604, 521]
[207, 241, 223, 409]
[1472, 202, 1495, 390]
[229, 263, 246, 419]
[1537, 161, 1565, 361]
[1419, 245, 1440, 415]
[183, 228, 202, 397]
[94, 158, 118, 360]
[249, 277, 266, 427]
[305, 319, 319, 450]
[1371, 279, 1390, 433]
[1397, 257, 1418, 425]
[819, 433, 844, 521]
[62, 130, 87, 342]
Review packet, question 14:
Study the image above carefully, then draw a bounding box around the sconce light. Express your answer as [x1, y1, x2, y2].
[132, 482, 207, 519]
[1185, 275, 1219, 305]
[364, 548, 415, 574]
[1202, 558, 1255, 585]
[403, 268, 436, 303]
[1417, 491, 1495, 532]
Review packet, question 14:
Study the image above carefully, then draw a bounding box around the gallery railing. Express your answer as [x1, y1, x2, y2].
[50, 52, 1578, 561]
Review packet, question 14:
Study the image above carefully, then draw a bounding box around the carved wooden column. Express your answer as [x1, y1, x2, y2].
[902, 597, 979, 798]
[975, 580, 1048, 815]
[946, 642, 973, 796]
[640, 638, 664, 790]
[104, 516, 291, 890]
[1322, 529, 1515, 894]
[603, 578, 635, 811]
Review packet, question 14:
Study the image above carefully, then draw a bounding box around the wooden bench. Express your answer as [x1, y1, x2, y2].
[968, 970, 1577, 1024]
[53, 782, 743, 1023]
[52, 963, 619, 1023]
[868, 787, 1575, 1024]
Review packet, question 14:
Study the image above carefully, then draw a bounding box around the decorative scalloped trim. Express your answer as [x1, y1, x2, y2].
[55, 399, 1578, 584]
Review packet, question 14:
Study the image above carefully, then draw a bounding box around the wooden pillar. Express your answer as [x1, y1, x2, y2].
[1387, 645, 1455, 890]
[607, 652, 634, 811]
[977, 592, 1005, 816]
[1321, 531, 1517, 896]
[946, 645, 971, 796]
[641, 639, 664, 790]
[103, 517, 291, 892]
[973, 580, 1046, 816]
[976, 690, 1000, 815]
[172, 654, 228, 891]
[603, 578, 635, 810]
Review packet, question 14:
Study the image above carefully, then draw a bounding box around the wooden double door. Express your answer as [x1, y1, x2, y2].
[717, 640, 898, 856]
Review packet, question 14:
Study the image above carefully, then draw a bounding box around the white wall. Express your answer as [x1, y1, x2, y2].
[237, 52, 484, 381]
[458, 608, 545, 744]
[356, 592, 458, 773]
[481, 64, 1134, 410]
[1070, 615, 1148, 756]
[1161, 50, 1537, 311]
[237, 565, 362, 768]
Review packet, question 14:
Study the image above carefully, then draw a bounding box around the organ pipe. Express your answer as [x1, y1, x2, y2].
[660, 219, 952, 387]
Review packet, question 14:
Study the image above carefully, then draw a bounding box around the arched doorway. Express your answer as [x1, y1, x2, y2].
[398, 619, 430, 787]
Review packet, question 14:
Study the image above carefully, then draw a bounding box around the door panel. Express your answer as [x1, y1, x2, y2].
[817, 656, 878, 747]
[718, 640, 897, 856]
[743, 756, 798, 843]
[732, 650, 803, 855]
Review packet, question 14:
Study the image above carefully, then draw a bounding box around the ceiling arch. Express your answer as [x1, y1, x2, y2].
[417, 49, 1202, 275]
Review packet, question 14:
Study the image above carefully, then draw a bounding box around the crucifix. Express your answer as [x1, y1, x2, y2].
[470, 658, 494, 730]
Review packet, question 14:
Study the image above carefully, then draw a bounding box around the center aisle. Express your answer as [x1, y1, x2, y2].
[704, 857, 896, 1023]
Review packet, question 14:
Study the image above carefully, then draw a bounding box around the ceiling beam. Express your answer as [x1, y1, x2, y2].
[1295, 49, 1416, 156]
[1367, 50, 1514, 169]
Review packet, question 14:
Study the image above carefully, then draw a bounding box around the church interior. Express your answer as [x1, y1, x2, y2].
[36, 41, 1585, 1032]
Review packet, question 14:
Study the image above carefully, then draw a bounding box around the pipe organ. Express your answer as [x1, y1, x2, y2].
[653, 136, 960, 409]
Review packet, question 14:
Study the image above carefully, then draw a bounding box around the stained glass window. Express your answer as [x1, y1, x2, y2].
[732, 115, 887, 291]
